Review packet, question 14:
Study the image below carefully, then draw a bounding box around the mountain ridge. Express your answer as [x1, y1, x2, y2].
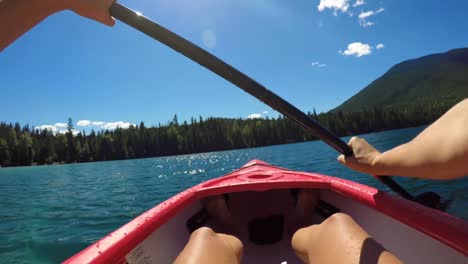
[332, 48, 468, 112]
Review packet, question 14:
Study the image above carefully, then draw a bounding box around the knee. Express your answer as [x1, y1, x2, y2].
[322, 213, 363, 234]
[325, 212, 355, 224]
[291, 224, 319, 251]
[190, 227, 243, 251]
[219, 233, 244, 254]
[187, 227, 243, 263]
[190, 227, 215, 240]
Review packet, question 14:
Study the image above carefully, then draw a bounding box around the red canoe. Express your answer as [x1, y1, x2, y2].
[65, 160, 468, 263]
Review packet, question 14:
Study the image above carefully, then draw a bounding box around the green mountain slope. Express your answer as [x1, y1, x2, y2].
[333, 48, 468, 112]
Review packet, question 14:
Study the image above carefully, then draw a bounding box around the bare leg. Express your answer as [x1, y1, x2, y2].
[203, 196, 235, 230]
[296, 189, 320, 218]
[174, 227, 243, 264]
[292, 213, 402, 264]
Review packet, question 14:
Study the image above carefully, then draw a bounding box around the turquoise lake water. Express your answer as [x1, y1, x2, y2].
[0, 127, 467, 263]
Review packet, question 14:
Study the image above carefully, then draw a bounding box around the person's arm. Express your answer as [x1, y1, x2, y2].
[338, 99, 468, 180]
[0, 0, 115, 51]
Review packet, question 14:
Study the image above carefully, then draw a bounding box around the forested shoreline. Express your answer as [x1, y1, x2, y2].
[0, 101, 457, 167]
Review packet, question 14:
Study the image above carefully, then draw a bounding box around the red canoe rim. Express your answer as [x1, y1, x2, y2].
[64, 160, 468, 263]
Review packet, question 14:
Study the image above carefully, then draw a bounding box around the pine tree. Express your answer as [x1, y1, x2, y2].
[66, 117, 77, 162]
[0, 138, 10, 166]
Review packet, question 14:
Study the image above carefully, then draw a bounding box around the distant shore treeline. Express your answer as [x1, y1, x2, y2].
[0, 101, 457, 167]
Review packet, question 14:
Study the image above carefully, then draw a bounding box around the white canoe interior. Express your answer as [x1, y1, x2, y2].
[125, 188, 466, 264]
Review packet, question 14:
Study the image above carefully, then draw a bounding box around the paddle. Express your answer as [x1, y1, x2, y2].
[108, 3, 448, 211]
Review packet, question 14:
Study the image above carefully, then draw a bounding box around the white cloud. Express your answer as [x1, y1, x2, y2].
[360, 21, 374, 27]
[77, 120, 91, 127]
[376, 43, 385, 49]
[54, 123, 67, 128]
[339, 42, 372, 57]
[353, 0, 365, 7]
[101, 121, 135, 130]
[318, 0, 350, 15]
[312, 61, 327, 67]
[36, 125, 81, 136]
[262, 111, 269, 114]
[91, 121, 105, 126]
[358, 8, 384, 27]
[36, 125, 58, 133]
[358, 10, 374, 19]
[247, 113, 262, 119]
[36, 120, 136, 133]
[58, 129, 79, 136]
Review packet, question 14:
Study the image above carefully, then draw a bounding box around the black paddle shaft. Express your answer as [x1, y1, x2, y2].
[109, 3, 415, 201]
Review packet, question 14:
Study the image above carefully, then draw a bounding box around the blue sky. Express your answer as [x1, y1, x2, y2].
[1, 0, 467, 132]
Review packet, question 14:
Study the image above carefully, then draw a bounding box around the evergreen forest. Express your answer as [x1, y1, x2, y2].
[0, 101, 457, 167]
